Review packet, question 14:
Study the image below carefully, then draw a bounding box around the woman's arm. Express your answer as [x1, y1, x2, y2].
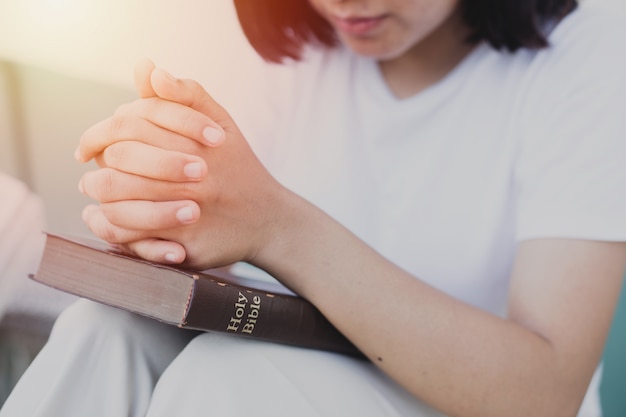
[77, 66, 626, 417]
[259, 190, 625, 417]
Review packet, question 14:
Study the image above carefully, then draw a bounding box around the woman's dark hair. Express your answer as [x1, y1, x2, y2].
[233, 0, 578, 63]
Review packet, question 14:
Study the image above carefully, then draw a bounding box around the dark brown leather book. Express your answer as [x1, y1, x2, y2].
[31, 232, 362, 357]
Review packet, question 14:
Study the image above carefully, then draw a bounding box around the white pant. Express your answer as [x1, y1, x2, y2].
[0, 300, 438, 416]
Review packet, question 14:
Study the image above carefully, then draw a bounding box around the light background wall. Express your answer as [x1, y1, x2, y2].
[0, 1, 258, 88]
[0, 65, 137, 235]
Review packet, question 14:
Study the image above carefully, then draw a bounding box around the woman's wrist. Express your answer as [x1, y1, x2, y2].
[249, 183, 362, 300]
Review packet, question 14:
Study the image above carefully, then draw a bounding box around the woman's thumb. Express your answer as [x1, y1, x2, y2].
[133, 58, 157, 98]
[150, 68, 231, 128]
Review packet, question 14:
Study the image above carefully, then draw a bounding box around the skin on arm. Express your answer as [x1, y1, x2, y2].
[258, 193, 626, 417]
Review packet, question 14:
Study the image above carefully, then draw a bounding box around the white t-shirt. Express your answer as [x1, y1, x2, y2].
[226, 5, 626, 416]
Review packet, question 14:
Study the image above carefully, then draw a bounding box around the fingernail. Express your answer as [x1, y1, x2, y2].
[78, 178, 85, 194]
[160, 68, 176, 82]
[164, 252, 179, 263]
[74, 147, 83, 162]
[175, 206, 195, 223]
[81, 205, 96, 222]
[202, 126, 225, 146]
[184, 162, 203, 179]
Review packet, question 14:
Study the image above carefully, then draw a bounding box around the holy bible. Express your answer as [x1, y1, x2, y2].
[30, 232, 362, 357]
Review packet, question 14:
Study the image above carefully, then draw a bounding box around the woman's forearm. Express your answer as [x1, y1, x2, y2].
[255, 191, 624, 417]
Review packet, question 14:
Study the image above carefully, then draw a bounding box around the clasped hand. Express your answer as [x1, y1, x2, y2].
[76, 59, 283, 270]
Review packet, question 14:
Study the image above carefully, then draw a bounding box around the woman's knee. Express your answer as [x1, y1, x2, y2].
[50, 299, 143, 341]
[47, 299, 198, 376]
[50, 299, 196, 352]
[148, 334, 433, 417]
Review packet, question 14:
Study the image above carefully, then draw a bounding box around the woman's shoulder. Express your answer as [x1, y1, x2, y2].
[505, 4, 626, 117]
[543, 3, 626, 61]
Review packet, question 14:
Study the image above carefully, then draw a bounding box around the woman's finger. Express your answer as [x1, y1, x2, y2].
[124, 238, 187, 264]
[99, 141, 208, 182]
[83, 115, 206, 163]
[135, 97, 224, 146]
[82, 204, 188, 264]
[134, 58, 157, 98]
[82, 204, 148, 244]
[151, 68, 232, 134]
[99, 199, 200, 230]
[79, 168, 203, 203]
[76, 98, 223, 162]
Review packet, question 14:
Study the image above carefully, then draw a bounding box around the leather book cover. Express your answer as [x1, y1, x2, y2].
[31, 232, 363, 357]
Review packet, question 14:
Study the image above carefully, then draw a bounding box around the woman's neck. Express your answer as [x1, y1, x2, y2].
[378, 12, 475, 100]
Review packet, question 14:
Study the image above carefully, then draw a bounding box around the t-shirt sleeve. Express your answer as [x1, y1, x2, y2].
[514, 10, 626, 242]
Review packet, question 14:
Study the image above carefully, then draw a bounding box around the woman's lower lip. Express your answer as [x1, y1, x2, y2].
[334, 16, 386, 36]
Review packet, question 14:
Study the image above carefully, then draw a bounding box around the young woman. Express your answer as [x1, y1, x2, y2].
[3, 0, 625, 416]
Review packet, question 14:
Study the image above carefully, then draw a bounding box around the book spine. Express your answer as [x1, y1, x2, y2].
[183, 278, 363, 357]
